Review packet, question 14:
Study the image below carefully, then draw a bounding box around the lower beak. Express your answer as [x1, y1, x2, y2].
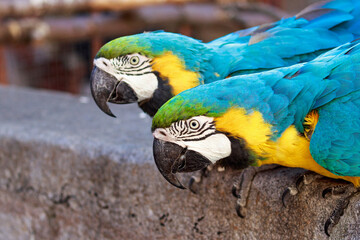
[153, 138, 211, 189]
[90, 66, 138, 117]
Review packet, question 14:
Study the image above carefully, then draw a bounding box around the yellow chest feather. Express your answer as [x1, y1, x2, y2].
[151, 52, 200, 95]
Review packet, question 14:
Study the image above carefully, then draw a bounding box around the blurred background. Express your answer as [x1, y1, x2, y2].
[0, 0, 321, 95]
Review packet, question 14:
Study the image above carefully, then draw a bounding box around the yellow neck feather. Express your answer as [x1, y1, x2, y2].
[215, 108, 360, 186]
[214, 108, 273, 153]
[151, 52, 200, 95]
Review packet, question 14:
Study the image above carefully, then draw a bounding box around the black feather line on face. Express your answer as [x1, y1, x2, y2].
[138, 71, 173, 116]
[124, 59, 151, 70]
[217, 135, 256, 170]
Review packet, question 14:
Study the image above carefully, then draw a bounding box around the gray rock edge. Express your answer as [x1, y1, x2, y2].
[0, 86, 359, 240]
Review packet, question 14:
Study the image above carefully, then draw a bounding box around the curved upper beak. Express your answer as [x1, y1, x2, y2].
[90, 66, 138, 117]
[90, 66, 117, 117]
[153, 138, 212, 189]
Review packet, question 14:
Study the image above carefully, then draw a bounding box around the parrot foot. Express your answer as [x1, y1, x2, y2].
[323, 186, 359, 236]
[232, 164, 279, 218]
[281, 171, 324, 207]
[188, 165, 213, 194]
[322, 183, 357, 198]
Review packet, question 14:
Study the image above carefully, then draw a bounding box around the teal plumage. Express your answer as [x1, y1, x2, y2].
[91, 0, 360, 117]
[208, 0, 360, 76]
[153, 39, 360, 177]
[311, 91, 360, 176]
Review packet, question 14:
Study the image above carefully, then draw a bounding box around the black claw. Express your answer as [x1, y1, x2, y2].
[295, 175, 305, 190]
[235, 204, 245, 218]
[324, 218, 332, 237]
[188, 168, 210, 194]
[231, 186, 241, 198]
[188, 177, 197, 194]
[281, 188, 290, 207]
[232, 185, 239, 198]
[322, 187, 332, 198]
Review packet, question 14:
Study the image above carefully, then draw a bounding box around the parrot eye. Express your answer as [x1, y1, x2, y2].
[189, 119, 200, 130]
[130, 56, 140, 65]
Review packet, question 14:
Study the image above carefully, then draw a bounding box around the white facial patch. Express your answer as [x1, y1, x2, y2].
[185, 133, 231, 163]
[153, 116, 232, 164]
[93, 53, 158, 102]
[121, 74, 158, 102]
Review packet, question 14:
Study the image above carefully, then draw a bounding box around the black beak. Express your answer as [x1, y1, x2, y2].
[90, 66, 138, 117]
[153, 138, 212, 189]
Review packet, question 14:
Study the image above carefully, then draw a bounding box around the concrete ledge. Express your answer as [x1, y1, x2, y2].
[0, 86, 359, 240]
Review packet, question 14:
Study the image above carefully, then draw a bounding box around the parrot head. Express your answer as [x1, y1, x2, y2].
[151, 83, 266, 188]
[90, 31, 216, 117]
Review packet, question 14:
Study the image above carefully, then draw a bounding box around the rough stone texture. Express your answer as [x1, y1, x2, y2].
[0, 86, 359, 240]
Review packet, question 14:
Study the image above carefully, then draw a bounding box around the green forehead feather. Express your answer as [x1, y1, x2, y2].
[96, 35, 156, 59]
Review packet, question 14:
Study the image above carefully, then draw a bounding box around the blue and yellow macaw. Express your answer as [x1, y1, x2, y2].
[151, 38, 360, 192]
[90, 0, 360, 117]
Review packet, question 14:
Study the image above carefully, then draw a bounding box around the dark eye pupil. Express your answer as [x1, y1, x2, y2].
[190, 121, 198, 128]
[130, 57, 139, 64]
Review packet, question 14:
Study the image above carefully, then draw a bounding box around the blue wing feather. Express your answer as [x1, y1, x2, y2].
[206, 0, 360, 79]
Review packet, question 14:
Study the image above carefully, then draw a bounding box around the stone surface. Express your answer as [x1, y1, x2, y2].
[0, 86, 359, 240]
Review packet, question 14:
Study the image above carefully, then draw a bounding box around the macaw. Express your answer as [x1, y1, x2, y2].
[151, 39, 360, 234]
[90, 0, 360, 117]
